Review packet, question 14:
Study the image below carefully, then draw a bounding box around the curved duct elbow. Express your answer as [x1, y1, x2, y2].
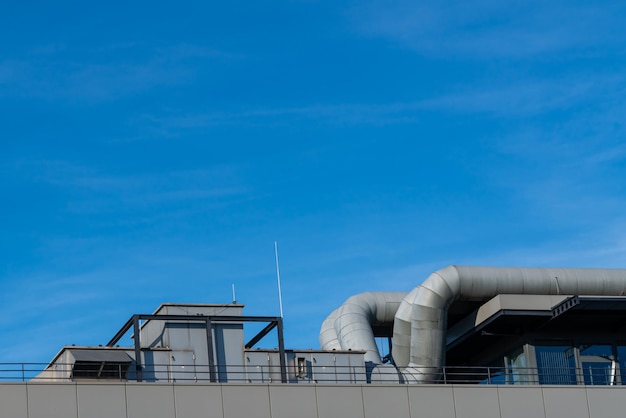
[318, 309, 341, 351]
[319, 292, 407, 364]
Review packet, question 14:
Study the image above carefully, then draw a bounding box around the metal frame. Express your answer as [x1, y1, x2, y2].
[107, 314, 286, 383]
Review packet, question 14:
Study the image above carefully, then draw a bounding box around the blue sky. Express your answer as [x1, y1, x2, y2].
[2, 0, 626, 363]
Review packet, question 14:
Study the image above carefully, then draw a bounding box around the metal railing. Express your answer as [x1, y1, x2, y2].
[0, 363, 622, 385]
[0, 363, 47, 382]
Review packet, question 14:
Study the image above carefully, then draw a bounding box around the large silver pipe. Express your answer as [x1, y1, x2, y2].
[319, 292, 407, 363]
[320, 265, 626, 383]
[394, 265, 626, 382]
[318, 308, 341, 351]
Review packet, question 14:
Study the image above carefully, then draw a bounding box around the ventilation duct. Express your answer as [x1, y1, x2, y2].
[320, 266, 626, 383]
[319, 292, 407, 364]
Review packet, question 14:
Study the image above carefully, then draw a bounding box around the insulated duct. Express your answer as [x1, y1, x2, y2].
[319, 292, 407, 364]
[321, 265, 626, 383]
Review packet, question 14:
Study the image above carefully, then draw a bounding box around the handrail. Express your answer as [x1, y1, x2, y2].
[0, 363, 622, 385]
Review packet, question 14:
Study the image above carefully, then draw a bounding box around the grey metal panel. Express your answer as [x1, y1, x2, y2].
[156, 304, 243, 317]
[76, 384, 127, 418]
[244, 350, 367, 384]
[174, 384, 224, 418]
[139, 320, 164, 348]
[310, 352, 336, 383]
[453, 385, 501, 418]
[316, 385, 365, 418]
[348, 352, 368, 384]
[308, 352, 347, 384]
[447, 294, 568, 345]
[170, 350, 196, 382]
[269, 386, 318, 418]
[333, 350, 354, 384]
[0, 384, 28, 418]
[71, 349, 133, 362]
[407, 385, 456, 418]
[35, 349, 74, 381]
[222, 385, 271, 418]
[27, 383, 78, 418]
[586, 386, 626, 418]
[362, 385, 410, 418]
[138, 350, 172, 382]
[125, 384, 176, 418]
[214, 323, 245, 382]
[245, 351, 272, 383]
[164, 324, 196, 351]
[247, 350, 293, 383]
[266, 352, 284, 383]
[189, 323, 209, 362]
[542, 387, 590, 418]
[497, 386, 546, 418]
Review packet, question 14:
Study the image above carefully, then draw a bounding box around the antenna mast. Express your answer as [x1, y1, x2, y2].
[274, 241, 284, 318]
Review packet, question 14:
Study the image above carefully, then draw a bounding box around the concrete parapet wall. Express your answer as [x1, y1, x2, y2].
[1, 382, 626, 418]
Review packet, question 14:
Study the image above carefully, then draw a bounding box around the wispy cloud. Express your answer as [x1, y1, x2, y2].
[139, 70, 625, 132]
[421, 77, 601, 117]
[349, 0, 626, 58]
[6, 159, 249, 220]
[482, 128, 626, 243]
[0, 43, 238, 102]
[20, 159, 244, 194]
[141, 101, 428, 133]
[465, 221, 626, 269]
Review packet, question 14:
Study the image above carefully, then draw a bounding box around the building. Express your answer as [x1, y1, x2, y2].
[3, 265, 626, 417]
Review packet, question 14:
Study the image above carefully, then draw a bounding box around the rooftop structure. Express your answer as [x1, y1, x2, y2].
[24, 265, 626, 386]
[4, 265, 626, 418]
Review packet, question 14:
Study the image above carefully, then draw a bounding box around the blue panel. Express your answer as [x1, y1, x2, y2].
[535, 345, 577, 385]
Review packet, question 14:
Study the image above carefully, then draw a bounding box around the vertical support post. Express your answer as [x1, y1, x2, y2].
[133, 315, 143, 382]
[276, 318, 287, 383]
[205, 318, 217, 383]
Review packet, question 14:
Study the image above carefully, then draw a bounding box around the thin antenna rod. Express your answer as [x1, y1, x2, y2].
[232, 283, 237, 303]
[274, 241, 284, 318]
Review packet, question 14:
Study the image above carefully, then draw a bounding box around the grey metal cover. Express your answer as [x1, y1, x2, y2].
[70, 349, 132, 363]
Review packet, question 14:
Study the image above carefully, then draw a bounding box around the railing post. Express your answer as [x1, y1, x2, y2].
[132, 315, 143, 382]
[276, 318, 287, 383]
[21, 363, 25, 382]
[204, 318, 217, 383]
